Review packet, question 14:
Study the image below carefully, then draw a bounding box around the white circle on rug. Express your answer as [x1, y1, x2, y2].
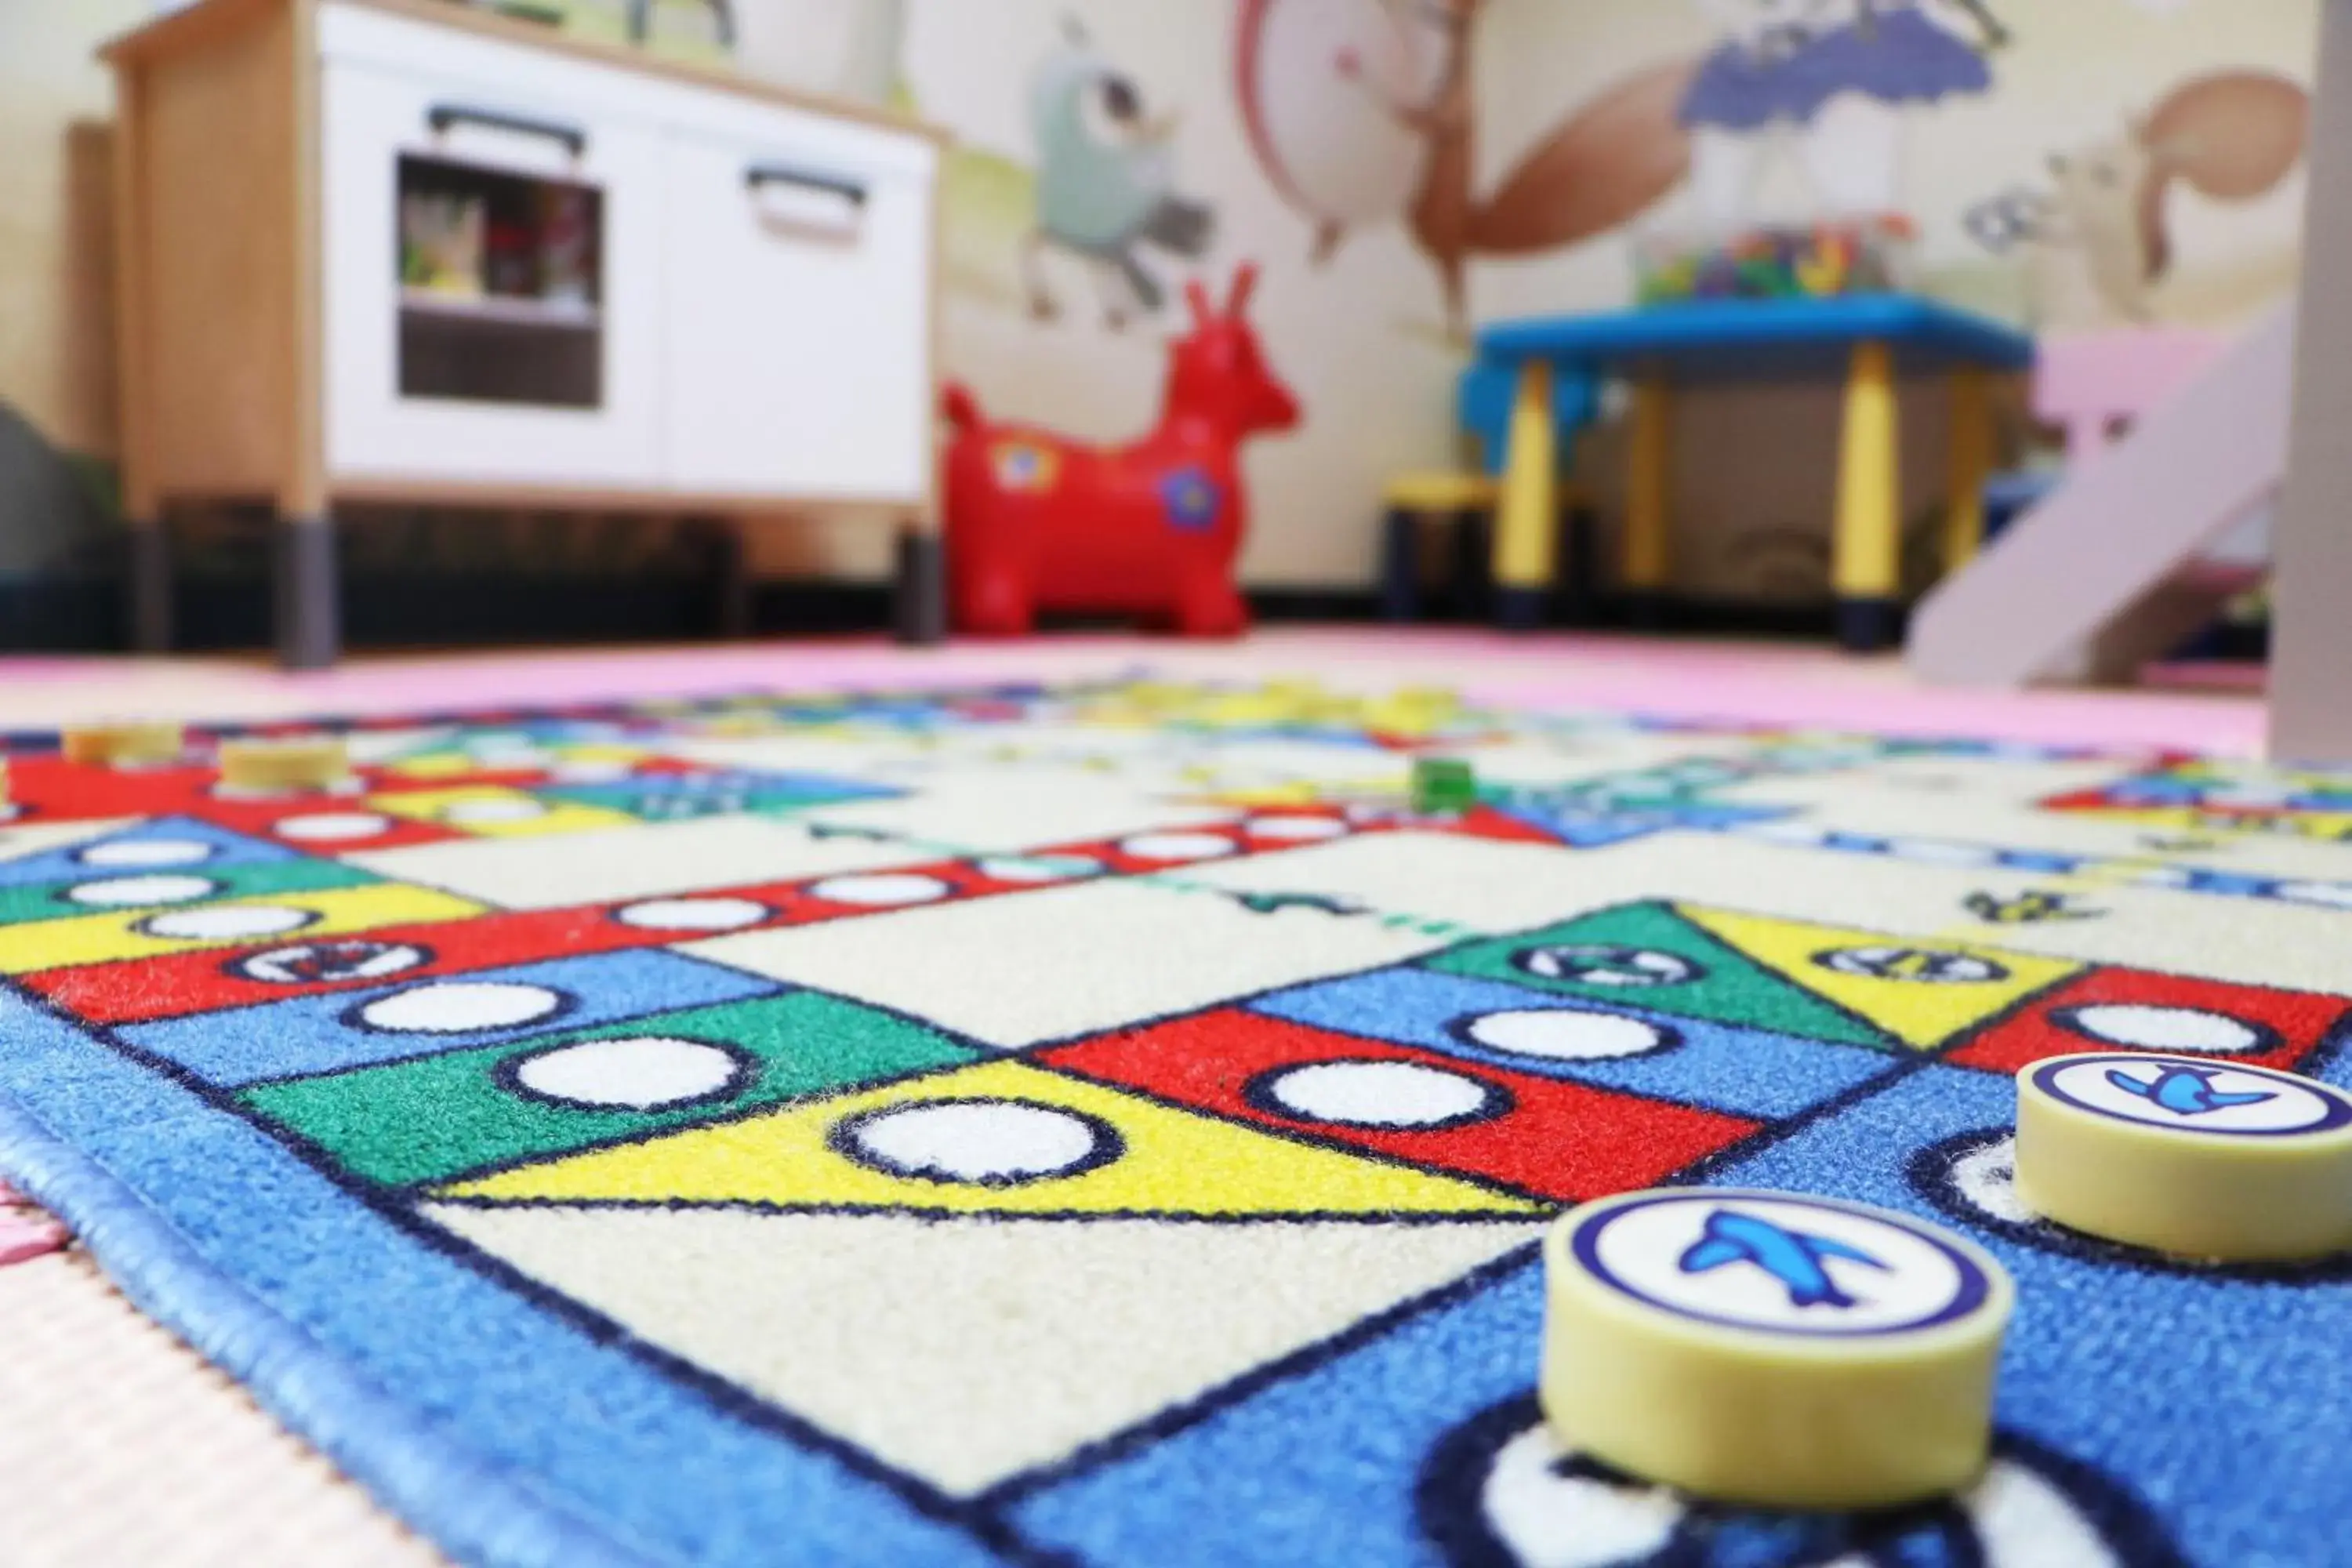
[1479, 1421, 1684, 1568]
[1254, 1059, 1501, 1129]
[2275, 881, 2352, 909]
[837, 1099, 1112, 1185]
[275, 811, 396, 843]
[64, 873, 220, 908]
[2204, 781, 2296, 808]
[1740, 820, 1831, 847]
[1947, 1136, 2035, 1226]
[1116, 831, 1236, 862]
[441, 796, 550, 825]
[2057, 1004, 2263, 1054]
[358, 980, 564, 1035]
[549, 760, 636, 783]
[1464, 1009, 1671, 1062]
[142, 904, 315, 942]
[1885, 838, 1999, 867]
[975, 855, 1102, 884]
[612, 896, 770, 932]
[469, 745, 552, 768]
[77, 837, 216, 869]
[1246, 815, 1348, 841]
[511, 1037, 742, 1109]
[807, 873, 953, 907]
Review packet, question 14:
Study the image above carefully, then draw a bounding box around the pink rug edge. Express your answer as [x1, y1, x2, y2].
[0, 631, 2267, 757]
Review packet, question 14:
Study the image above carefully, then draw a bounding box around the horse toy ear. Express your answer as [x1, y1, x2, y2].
[1185, 279, 1214, 328]
[1225, 263, 1260, 318]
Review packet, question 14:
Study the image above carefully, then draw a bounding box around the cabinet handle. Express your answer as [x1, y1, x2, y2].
[426, 103, 588, 159]
[745, 163, 867, 207]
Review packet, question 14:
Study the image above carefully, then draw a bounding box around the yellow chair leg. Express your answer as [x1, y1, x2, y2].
[1943, 365, 1993, 574]
[1624, 372, 1674, 620]
[1832, 339, 1902, 651]
[1494, 358, 1558, 629]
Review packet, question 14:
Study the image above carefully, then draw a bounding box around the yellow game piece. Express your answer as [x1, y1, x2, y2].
[2014, 1051, 2352, 1262]
[1541, 1188, 2013, 1509]
[217, 736, 354, 791]
[61, 721, 184, 767]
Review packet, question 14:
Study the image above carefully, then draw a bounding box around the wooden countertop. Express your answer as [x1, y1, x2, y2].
[100, 0, 951, 147]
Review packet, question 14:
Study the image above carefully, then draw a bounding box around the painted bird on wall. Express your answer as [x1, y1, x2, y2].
[1023, 16, 1217, 329]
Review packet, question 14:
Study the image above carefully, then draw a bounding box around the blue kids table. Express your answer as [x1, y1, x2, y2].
[1474, 296, 2035, 648]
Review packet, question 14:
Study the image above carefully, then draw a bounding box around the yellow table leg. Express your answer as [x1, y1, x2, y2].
[1624, 373, 1675, 613]
[1494, 358, 1558, 629]
[1943, 365, 1993, 574]
[1831, 339, 1902, 651]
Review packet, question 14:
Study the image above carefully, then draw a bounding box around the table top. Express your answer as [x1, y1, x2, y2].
[1477, 296, 2036, 379]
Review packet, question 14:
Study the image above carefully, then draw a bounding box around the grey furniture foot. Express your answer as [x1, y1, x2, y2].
[697, 518, 753, 640]
[895, 530, 946, 645]
[275, 515, 341, 670]
[125, 522, 172, 652]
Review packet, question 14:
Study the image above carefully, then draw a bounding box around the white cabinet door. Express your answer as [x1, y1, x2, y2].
[662, 122, 933, 501]
[321, 57, 666, 489]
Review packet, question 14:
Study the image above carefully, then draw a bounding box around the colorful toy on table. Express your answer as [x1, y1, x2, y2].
[1635, 218, 1916, 306]
[940, 264, 1299, 638]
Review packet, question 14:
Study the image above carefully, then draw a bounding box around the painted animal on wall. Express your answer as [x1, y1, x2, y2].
[1236, 0, 2016, 332]
[940, 265, 1299, 638]
[1677, 0, 2006, 233]
[1025, 16, 1217, 329]
[1235, 0, 1695, 333]
[1965, 71, 2310, 328]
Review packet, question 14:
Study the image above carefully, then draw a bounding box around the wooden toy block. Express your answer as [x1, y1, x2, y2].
[60, 722, 185, 768]
[218, 737, 354, 792]
[1542, 1189, 2013, 1509]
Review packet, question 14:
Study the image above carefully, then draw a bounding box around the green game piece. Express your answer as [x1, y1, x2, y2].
[1412, 757, 1478, 815]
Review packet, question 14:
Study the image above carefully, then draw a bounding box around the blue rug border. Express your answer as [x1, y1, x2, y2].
[0, 1025, 647, 1567]
[0, 982, 1025, 1568]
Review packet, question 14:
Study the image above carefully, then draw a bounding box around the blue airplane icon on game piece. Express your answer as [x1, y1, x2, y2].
[2107, 1064, 2275, 1117]
[1678, 1209, 1889, 1310]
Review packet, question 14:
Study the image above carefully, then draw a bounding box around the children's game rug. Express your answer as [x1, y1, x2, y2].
[2, 678, 2349, 1568]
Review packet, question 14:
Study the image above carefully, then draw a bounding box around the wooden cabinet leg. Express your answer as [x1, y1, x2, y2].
[695, 517, 752, 640]
[1832, 339, 1902, 652]
[274, 513, 340, 670]
[895, 527, 946, 645]
[125, 520, 172, 653]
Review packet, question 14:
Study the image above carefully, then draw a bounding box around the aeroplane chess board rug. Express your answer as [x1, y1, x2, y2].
[2, 679, 2350, 1568]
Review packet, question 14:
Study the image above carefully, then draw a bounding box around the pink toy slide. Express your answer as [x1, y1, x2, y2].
[1910, 310, 2286, 687]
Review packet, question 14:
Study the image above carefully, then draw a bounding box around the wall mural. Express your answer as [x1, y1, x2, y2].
[1677, 0, 2005, 234]
[1234, 0, 1692, 334]
[1022, 19, 1217, 328]
[1965, 71, 2309, 328]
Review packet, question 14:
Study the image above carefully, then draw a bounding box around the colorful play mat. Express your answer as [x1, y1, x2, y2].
[2, 679, 2347, 1566]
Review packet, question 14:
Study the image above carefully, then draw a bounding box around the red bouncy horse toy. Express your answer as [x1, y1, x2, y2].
[941, 264, 1300, 637]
